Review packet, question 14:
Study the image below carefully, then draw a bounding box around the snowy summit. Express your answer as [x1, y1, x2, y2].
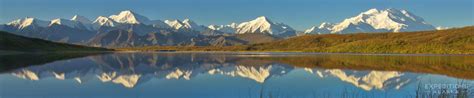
[235, 16, 295, 36]
[305, 8, 436, 34]
[109, 10, 150, 24]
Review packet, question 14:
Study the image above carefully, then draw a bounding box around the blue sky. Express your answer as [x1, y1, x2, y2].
[0, 0, 472, 30]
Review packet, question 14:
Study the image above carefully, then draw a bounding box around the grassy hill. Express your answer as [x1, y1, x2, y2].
[233, 33, 279, 44]
[245, 26, 474, 54]
[123, 26, 474, 54]
[0, 31, 110, 52]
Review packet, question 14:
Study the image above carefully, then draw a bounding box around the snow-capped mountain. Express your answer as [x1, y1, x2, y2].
[70, 15, 94, 30]
[303, 22, 334, 34]
[304, 8, 436, 34]
[182, 19, 206, 31]
[235, 16, 296, 37]
[71, 15, 92, 24]
[109, 10, 150, 24]
[208, 23, 238, 33]
[164, 19, 207, 32]
[3, 16, 95, 43]
[92, 10, 168, 30]
[49, 18, 88, 30]
[7, 17, 49, 29]
[147, 20, 170, 28]
[207, 16, 297, 37]
[164, 20, 184, 30]
[92, 16, 118, 28]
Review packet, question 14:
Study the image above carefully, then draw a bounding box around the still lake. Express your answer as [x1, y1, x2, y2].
[0, 52, 473, 98]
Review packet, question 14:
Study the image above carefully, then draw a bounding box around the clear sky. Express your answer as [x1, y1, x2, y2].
[0, 0, 473, 30]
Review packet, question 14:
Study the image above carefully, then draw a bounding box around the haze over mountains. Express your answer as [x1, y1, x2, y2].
[0, 8, 439, 48]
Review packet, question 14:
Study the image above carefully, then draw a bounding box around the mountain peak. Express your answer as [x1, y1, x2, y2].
[207, 22, 239, 33]
[253, 16, 272, 23]
[120, 10, 134, 14]
[109, 10, 150, 24]
[305, 8, 435, 34]
[7, 17, 33, 25]
[235, 16, 295, 36]
[164, 19, 206, 31]
[93, 16, 117, 27]
[71, 15, 92, 24]
[352, 8, 432, 32]
[363, 8, 380, 14]
[164, 19, 181, 23]
[361, 8, 403, 16]
[304, 22, 334, 34]
[256, 16, 268, 19]
[182, 18, 196, 25]
[49, 18, 91, 30]
[385, 8, 403, 12]
[362, 8, 404, 15]
[182, 19, 195, 24]
[50, 18, 66, 25]
[7, 17, 48, 29]
[94, 16, 110, 22]
[164, 19, 184, 30]
[318, 22, 334, 29]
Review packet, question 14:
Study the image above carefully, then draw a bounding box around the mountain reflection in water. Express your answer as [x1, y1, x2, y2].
[1, 52, 473, 98]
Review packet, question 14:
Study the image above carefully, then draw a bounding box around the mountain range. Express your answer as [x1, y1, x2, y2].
[0, 8, 438, 48]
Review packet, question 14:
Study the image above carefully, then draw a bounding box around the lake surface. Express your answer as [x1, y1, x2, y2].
[0, 52, 473, 98]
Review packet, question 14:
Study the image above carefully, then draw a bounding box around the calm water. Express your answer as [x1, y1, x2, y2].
[0, 52, 473, 98]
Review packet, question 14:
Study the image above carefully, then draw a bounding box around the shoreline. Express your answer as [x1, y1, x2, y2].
[0, 50, 115, 55]
[2, 49, 473, 56]
[112, 50, 474, 56]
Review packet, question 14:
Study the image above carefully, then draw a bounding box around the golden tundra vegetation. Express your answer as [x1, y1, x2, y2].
[119, 26, 474, 54]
